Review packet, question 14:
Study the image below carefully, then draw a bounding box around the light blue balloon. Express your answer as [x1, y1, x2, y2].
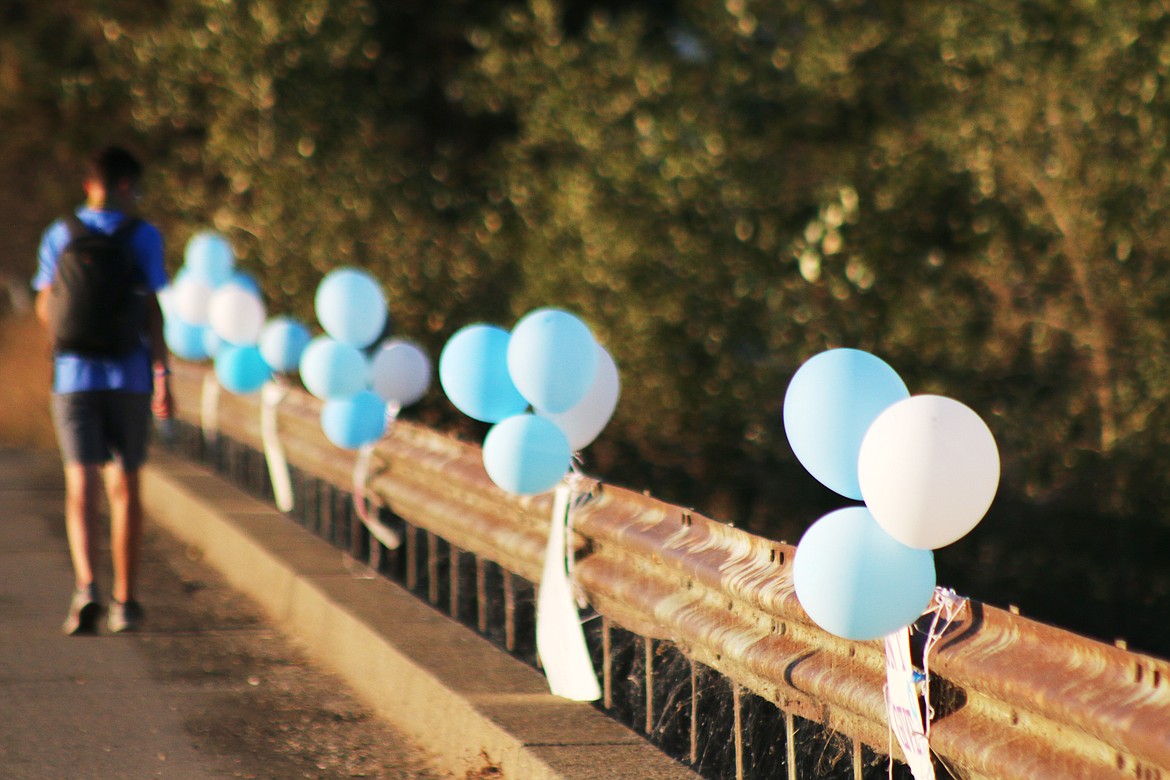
[215, 344, 271, 395]
[259, 317, 311, 374]
[203, 322, 225, 357]
[783, 348, 909, 500]
[298, 336, 369, 400]
[439, 324, 528, 423]
[321, 390, 387, 449]
[202, 327, 224, 359]
[507, 308, 598, 413]
[315, 267, 388, 349]
[226, 271, 261, 295]
[482, 414, 571, 495]
[183, 232, 235, 286]
[164, 317, 209, 362]
[793, 507, 936, 641]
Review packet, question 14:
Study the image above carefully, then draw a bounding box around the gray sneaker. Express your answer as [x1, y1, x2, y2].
[107, 599, 144, 633]
[63, 584, 101, 635]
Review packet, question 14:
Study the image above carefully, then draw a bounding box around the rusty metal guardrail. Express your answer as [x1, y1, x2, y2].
[168, 361, 1170, 780]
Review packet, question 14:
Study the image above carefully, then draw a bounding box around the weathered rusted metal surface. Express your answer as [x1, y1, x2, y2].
[171, 362, 1170, 779]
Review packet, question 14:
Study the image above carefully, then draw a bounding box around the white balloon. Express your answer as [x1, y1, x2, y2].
[540, 344, 620, 451]
[370, 339, 432, 408]
[858, 395, 1000, 550]
[171, 275, 214, 325]
[157, 285, 174, 318]
[207, 282, 267, 346]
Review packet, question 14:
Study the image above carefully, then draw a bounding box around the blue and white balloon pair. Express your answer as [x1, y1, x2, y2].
[783, 348, 1000, 641]
[439, 308, 620, 496]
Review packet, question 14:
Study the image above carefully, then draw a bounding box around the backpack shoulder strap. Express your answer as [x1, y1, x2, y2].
[62, 213, 89, 241]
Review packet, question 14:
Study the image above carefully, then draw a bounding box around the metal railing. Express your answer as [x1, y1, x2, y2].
[166, 362, 1170, 780]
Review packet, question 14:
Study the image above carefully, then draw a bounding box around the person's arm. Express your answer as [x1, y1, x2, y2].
[33, 219, 68, 329]
[146, 294, 174, 419]
[35, 287, 52, 327]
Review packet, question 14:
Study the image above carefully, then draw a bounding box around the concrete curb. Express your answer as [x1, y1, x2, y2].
[141, 452, 696, 780]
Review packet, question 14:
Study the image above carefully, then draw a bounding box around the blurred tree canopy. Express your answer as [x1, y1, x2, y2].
[4, 0, 1170, 652]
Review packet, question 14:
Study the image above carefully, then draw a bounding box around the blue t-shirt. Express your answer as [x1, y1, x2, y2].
[33, 207, 168, 394]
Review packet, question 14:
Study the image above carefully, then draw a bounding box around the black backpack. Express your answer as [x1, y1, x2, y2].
[48, 215, 147, 357]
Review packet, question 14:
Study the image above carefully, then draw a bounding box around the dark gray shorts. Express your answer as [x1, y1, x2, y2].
[51, 392, 153, 470]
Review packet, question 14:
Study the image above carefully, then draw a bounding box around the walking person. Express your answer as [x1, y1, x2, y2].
[32, 145, 173, 634]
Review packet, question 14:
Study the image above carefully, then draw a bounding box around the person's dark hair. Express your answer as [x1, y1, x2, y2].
[87, 146, 143, 189]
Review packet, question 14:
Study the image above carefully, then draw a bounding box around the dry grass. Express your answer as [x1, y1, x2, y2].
[0, 312, 56, 450]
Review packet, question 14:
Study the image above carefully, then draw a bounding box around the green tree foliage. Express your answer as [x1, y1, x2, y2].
[448, 1, 897, 521]
[852, 2, 1170, 508]
[98, 0, 518, 346]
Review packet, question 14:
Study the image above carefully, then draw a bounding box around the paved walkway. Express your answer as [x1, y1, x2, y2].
[0, 447, 450, 779]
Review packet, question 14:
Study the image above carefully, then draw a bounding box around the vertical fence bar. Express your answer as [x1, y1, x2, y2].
[476, 556, 488, 634]
[449, 546, 461, 618]
[853, 736, 863, 780]
[427, 531, 440, 605]
[603, 616, 613, 709]
[368, 528, 383, 571]
[645, 636, 655, 735]
[689, 660, 698, 766]
[321, 482, 334, 544]
[350, 501, 363, 561]
[405, 525, 419, 591]
[503, 569, 516, 652]
[733, 683, 744, 780]
[786, 710, 797, 780]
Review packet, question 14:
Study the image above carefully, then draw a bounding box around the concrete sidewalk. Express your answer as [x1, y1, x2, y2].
[0, 448, 453, 779]
[139, 449, 695, 780]
[0, 448, 231, 778]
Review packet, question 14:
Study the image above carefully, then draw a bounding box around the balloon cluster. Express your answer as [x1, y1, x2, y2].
[163, 234, 432, 450]
[163, 232, 274, 394]
[783, 349, 1000, 641]
[439, 308, 620, 496]
[300, 268, 432, 450]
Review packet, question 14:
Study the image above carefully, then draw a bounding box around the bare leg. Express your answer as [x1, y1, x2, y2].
[64, 463, 102, 590]
[106, 462, 142, 604]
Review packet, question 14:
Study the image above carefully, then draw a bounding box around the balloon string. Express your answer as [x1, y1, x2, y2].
[886, 681, 895, 780]
[563, 462, 600, 606]
[919, 587, 968, 737]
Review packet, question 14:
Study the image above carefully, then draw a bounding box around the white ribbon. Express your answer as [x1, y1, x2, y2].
[259, 380, 294, 512]
[884, 626, 935, 780]
[883, 587, 969, 780]
[535, 481, 601, 701]
[350, 403, 402, 551]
